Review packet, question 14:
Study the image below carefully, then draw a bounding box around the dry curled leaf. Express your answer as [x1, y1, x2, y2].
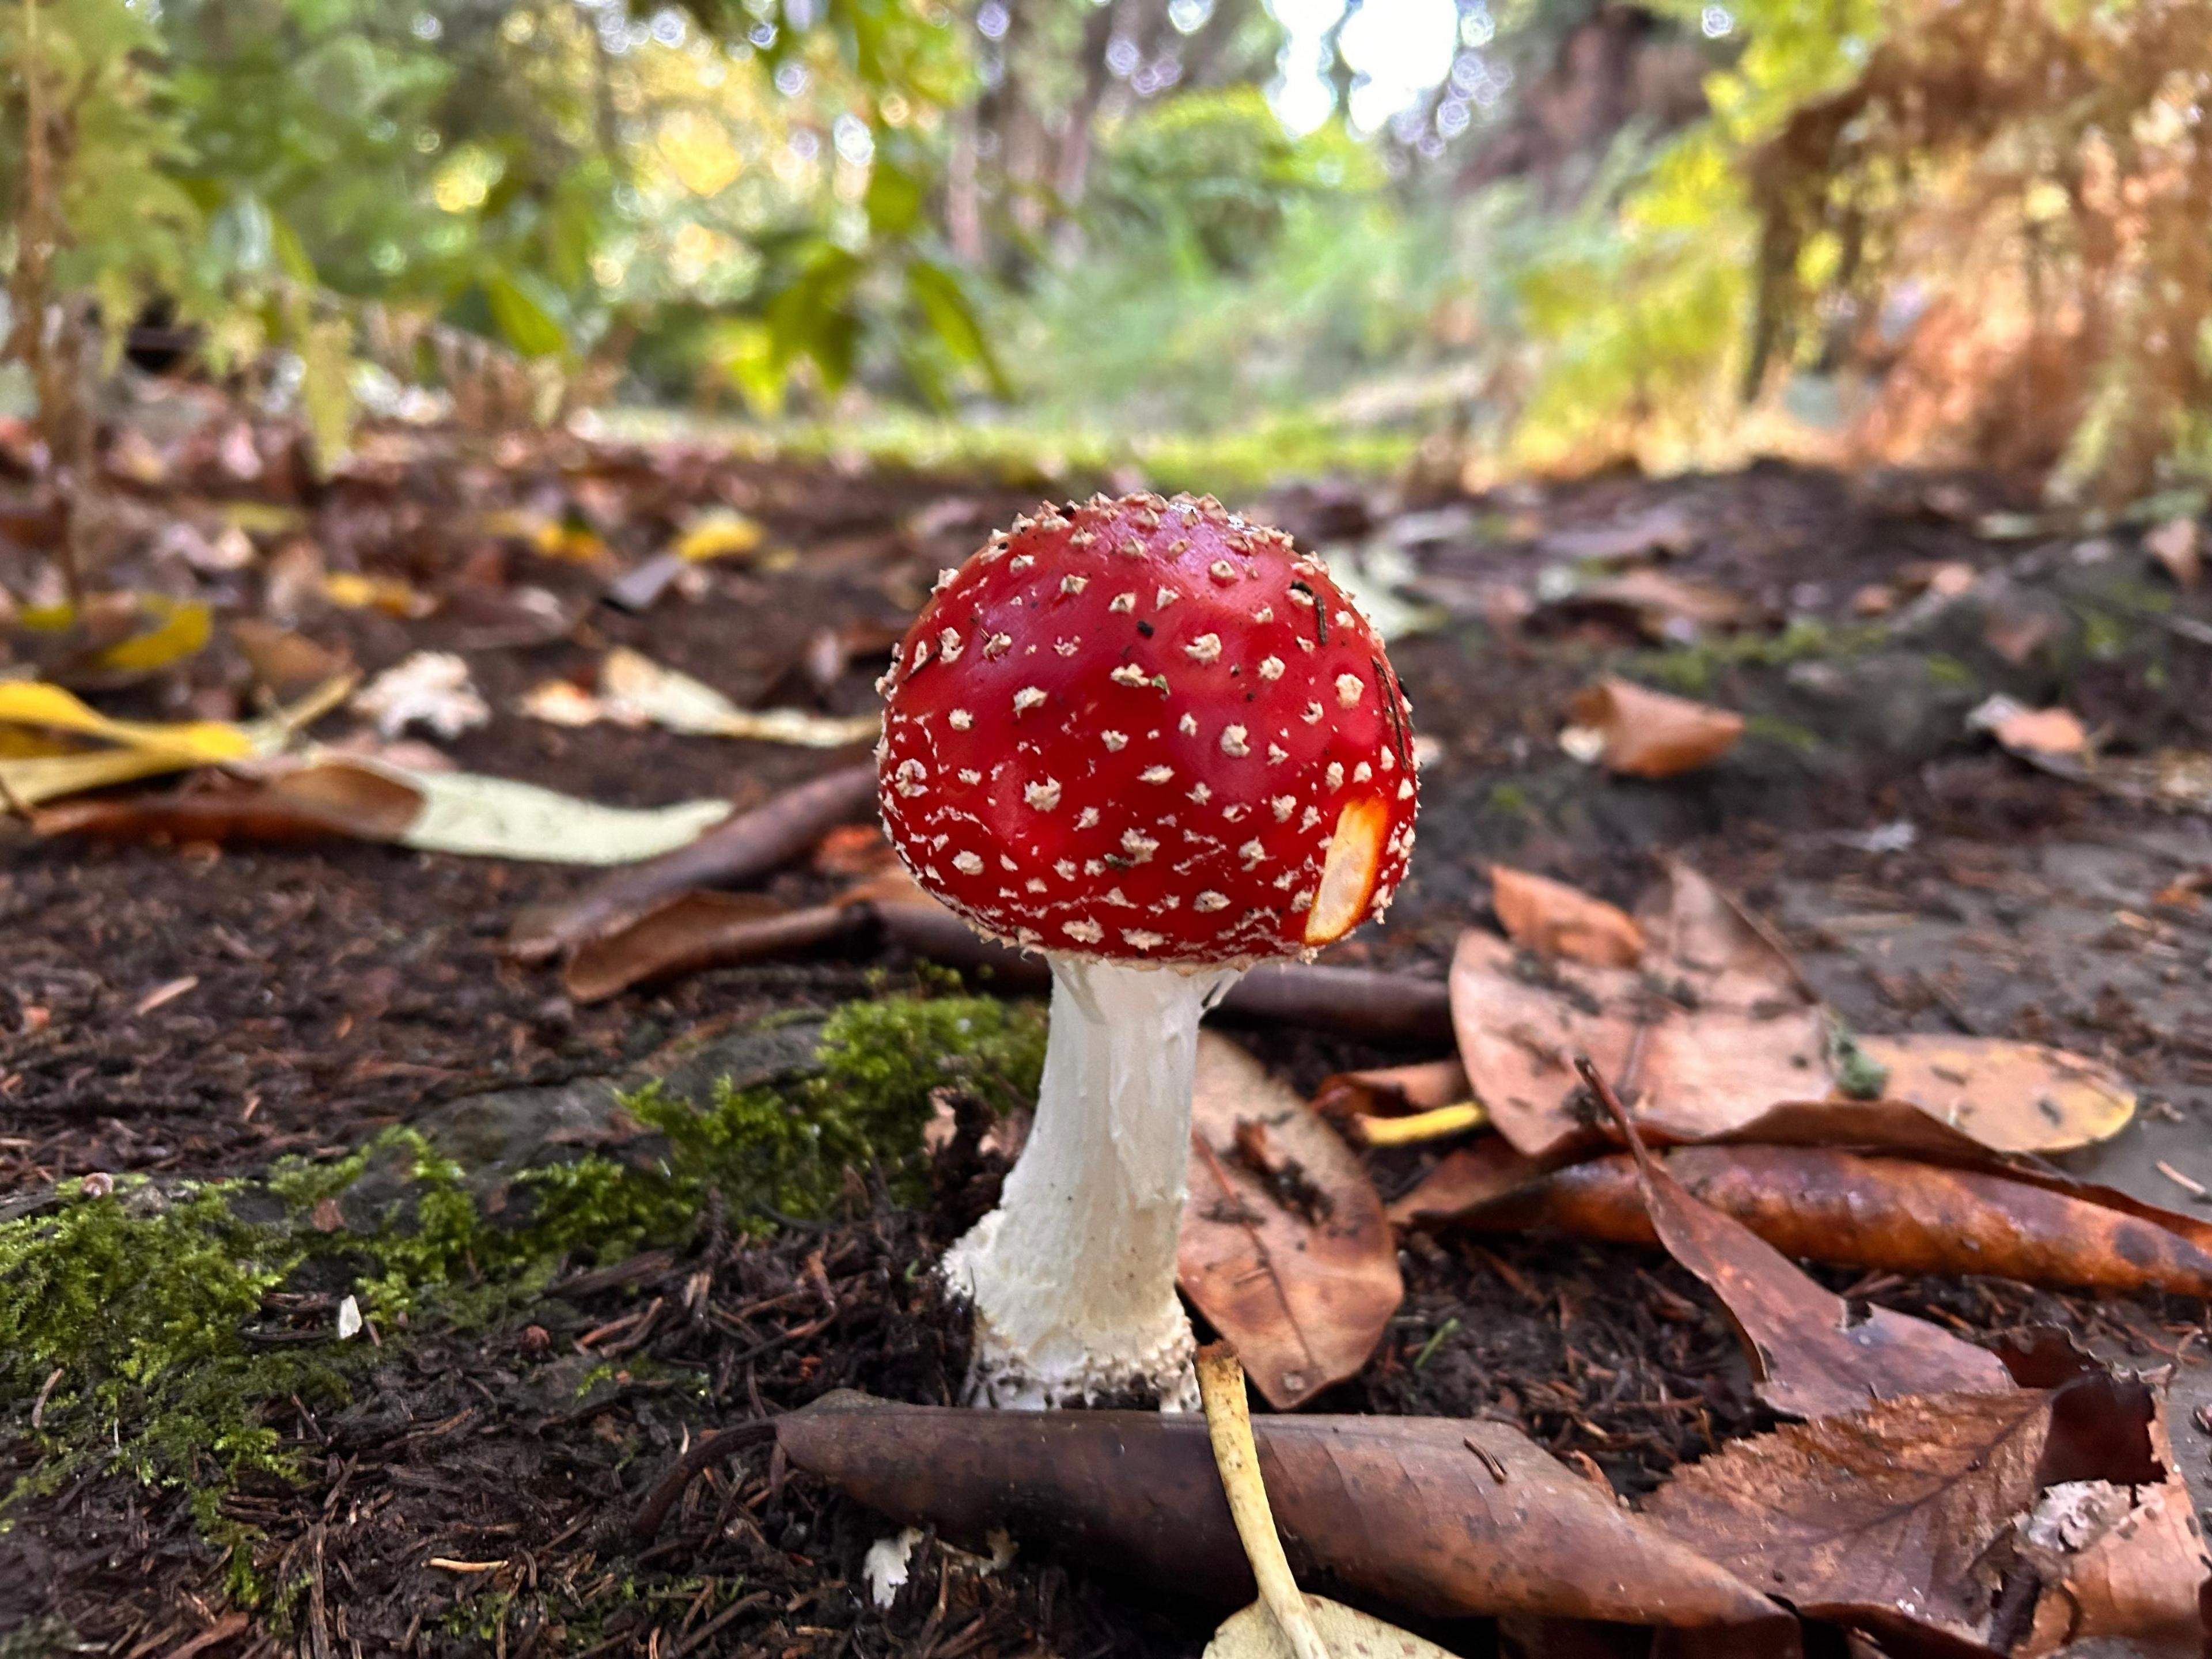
[776, 1392, 1790, 1638]
[1563, 677, 1743, 778]
[1489, 865, 1646, 967]
[1582, 1063, 2014, 1419]
[1178, 1036, 1402, 1410]
[1646, 1374, 2209, 1655]
[33, 755, 732, 866]
[1457, 1145, 2212, 1298]
[31, 759, 421, 846]
[1451, 863, 1826, 1158]
[1969, 695, 2089, 759]
[1853, 1036, 2135, 1153]
[599, 647, 877, 748]
[2146, 517, 2202, 589]
[1312, 1059, 1469, 1123]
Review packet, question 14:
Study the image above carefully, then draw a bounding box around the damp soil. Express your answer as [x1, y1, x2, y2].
[5, 438, 2212, 1656]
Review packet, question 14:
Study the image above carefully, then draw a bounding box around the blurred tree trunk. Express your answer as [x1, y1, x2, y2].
[947, 105, 984, 262]
[7, 0, 89, 608]
[1048, 0, 1123, 252]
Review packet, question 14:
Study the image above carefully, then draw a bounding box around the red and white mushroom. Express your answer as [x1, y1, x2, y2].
[877, 491, 1418, 1406]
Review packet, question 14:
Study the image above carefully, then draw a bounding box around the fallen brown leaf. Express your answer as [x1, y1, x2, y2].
[32, 758, 422, 845]
[1312, 1059, 1468, 1124]
[1178, 1036, 1402, 1410]
[563, 891, 861, 1002]
[1451, 863, 1825, 1158]
[231, 619, 351, 699]
[1564, 677, 1743, 778]
[1489, 865, 1645, 967]
[1566, 568, 1749, 641]
[1902, 558, 1977, 599]
[1387, 1136, 1561, 1231]
[1646, 1374, 2209, 1654]
[2146, 517, 2202, 589]
[1580, 1060, 2014, 1419]
[768, 1392, 1790, 1638]
[1453, 1145, 2212, 1297]
[1973, 698, 2089, 759]
[1854, 1035, 2136, 1153]
[1450, 865, 2128, 1164]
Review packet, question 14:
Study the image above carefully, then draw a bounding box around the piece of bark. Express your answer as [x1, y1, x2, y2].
[874, 893, 1454, 1041]
[773, 1392, 1790, 1638]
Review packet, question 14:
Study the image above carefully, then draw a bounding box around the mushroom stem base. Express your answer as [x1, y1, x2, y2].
[941, 955, 1240, 1410]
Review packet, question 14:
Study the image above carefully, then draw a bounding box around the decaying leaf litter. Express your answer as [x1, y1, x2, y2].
[6, 404, 2212, 1657]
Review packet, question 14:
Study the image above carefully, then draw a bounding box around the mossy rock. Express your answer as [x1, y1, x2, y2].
[0, 992, 1044, 1603]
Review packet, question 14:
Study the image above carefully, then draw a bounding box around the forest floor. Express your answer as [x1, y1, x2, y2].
[4, 396, 2212, 1657]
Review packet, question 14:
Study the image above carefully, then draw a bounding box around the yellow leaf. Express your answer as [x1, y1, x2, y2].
[673, 508, 766, 563]
[0, 681, 256, 761]
[302, 316, 355, 478]
[0, 745, 228, 808]
[0, 673, 349, 809]
[220, 500, 308, 538]
[533, 520, 608, 563]
[95, 596, 212, 673]
[322, 571, 433, 617]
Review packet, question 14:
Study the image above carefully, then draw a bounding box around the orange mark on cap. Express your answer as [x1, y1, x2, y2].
[1304, 795, 1388, 946]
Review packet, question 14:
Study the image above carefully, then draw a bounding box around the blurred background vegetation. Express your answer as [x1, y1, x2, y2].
[3, 0, 2208, 504]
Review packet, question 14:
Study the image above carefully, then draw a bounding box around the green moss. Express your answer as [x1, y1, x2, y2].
[0, 993, 1044, 1596]
[1486, 782, 1530, 816]
[1743, 711, 1821, 752]
[1923, 653, 1975, 687]
[2079, 608, 2127, 659]
[1635, 616, 1870, 695]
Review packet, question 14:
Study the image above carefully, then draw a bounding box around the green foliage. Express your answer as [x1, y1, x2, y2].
[1007, 152, 1487, 438]
[0, 0, 202, 331]
[0, 993, 1041, 1588]
[1092, 87, 1376, 274]
[1509, 0, 2212, 495]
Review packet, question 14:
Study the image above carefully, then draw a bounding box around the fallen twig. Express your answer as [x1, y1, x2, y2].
[630, 1417, 780, 1538]
[509, 764, 878, 961]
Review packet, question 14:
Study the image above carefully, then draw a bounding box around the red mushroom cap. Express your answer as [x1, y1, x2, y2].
[876, 492, 1418, 963]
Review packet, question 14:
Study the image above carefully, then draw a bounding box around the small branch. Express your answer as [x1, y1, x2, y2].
[631, 1418, 779, 1539]
[509, 766, 880, 962]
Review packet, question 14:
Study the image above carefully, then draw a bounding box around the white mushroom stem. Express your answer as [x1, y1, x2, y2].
[941, 954, 1241, 1410]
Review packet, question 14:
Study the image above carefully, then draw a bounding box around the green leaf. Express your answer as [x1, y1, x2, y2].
[906, 259, 1006, 395]
[482, 271, 567, 361]
[712, 319, 790, 418]
[267, 210, 317, 289]
[864, 156, 923, 238]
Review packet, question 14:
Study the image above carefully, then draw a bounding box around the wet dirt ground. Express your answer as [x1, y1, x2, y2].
[5, 436, 2211, 1656]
